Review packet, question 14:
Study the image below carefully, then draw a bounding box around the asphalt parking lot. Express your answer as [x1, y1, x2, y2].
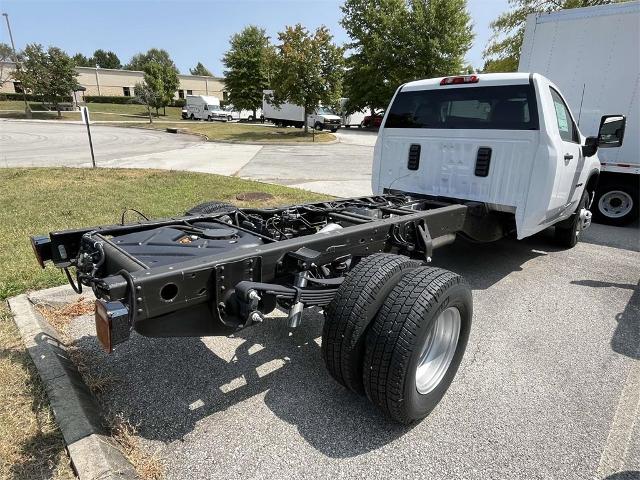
[5, 119, 639, 478]
[53, 222, 639, 480]
[0, 120, 374, 197]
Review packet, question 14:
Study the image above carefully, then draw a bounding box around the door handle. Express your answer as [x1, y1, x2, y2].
[564, 154, 574, 160]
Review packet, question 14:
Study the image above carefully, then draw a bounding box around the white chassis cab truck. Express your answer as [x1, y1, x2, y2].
[185, 95, 223, 121]
[263, 90, 342, 131]
[373, 73, 626, 244]
[518, 1, 640, 225]
[30, 73, 625, 425]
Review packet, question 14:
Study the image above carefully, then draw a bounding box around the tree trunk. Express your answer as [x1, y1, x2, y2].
[155, 107, 159, 117]
[304, 106, 308, 134]
[252, 108, 256, 121]
[147, 106, 153, 124]
[163, 106, 166, 116]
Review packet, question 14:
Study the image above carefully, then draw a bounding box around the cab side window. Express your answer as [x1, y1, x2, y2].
[549, 88, 579, 143]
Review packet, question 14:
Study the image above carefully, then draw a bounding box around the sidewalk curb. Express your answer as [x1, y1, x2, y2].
[7, 294, 137, 480]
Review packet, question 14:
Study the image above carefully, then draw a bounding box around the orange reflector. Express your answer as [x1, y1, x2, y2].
[95, 300, 130, 354]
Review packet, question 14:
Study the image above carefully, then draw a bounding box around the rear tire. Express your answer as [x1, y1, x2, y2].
[593, 183, 639, 226]
[363, 267, 472, 424]
[322, 254, 421, 393]
[186, 200, 237, 216]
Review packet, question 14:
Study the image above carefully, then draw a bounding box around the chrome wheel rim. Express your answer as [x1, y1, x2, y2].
[599, 190, 633, 218]
[415, 306, 461, 395]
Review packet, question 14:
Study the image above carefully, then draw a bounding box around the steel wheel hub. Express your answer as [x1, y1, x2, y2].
[415, 306, 461, 394]
[599, 190, 633, 218]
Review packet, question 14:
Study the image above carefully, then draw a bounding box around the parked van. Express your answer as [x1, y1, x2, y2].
[185, 95, 223, 121]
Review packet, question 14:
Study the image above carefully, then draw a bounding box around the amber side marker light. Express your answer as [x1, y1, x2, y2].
[95, 300, 130, 354]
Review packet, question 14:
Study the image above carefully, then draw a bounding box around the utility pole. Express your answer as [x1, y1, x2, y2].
[2, 13, 30, 118]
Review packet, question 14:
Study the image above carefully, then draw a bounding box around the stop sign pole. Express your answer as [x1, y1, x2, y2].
[80, 106, 96, 168]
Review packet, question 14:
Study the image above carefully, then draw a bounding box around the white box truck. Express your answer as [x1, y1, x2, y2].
[339, 98, 367, 128]
[518, 1, 640, 225]
[184, 95, 223, 121]
[263, 90, 341, 131]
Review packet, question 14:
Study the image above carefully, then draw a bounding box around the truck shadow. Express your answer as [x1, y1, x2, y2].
[570, 279, 640, 360]
[70, 232, 572, 457]
[73, 311, 411, 458]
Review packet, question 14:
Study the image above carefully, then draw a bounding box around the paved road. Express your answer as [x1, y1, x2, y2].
[0, 120, 375, 196]
[54, 228, 638, 480]
[10, 119, 639, 479]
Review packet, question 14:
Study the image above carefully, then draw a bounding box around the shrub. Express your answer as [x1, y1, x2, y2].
[0, 92, 69, 102]
[84, 95, 138, 104]
[171, 99, 186, 107]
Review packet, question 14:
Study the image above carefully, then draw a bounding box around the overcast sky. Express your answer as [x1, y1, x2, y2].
[1, 0, 509, 75]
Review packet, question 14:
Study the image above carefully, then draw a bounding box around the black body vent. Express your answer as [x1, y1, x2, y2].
[408, 144, 421, 170]
[475, 147, 492, 177]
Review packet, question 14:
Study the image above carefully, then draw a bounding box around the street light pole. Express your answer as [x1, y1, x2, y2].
[2, 12, 30, 118]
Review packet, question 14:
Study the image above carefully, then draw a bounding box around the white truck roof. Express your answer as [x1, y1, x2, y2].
[186, 95, 220, 105]
[401, 73, 533, 91]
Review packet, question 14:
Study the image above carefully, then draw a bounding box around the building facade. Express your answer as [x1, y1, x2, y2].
[0, 62, 226, 100]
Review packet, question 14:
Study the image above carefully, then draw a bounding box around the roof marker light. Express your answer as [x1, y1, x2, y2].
[440, 75, 479, 86]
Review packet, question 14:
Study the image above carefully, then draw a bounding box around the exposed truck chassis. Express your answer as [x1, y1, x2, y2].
[32, 193, 478, 423]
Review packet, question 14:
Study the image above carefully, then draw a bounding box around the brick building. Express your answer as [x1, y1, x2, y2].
[0, 62, 226, 100]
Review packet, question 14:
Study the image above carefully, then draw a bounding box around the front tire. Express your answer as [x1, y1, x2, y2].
[314, 122, 323, 131]
[593, 183, 639, 226]
[555, 190, 590, 248]
[363, 267, 472, 424]
[322, 254, 421, 393]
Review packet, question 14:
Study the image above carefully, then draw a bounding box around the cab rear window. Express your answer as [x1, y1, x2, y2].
[385, 84, 539, 130]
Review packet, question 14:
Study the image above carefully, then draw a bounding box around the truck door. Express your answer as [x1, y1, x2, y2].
[549, 87, 584, 213]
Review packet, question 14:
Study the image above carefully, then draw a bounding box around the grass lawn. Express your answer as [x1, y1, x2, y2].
[0, 100, 182, 122]
[0, 167, 327, 478]
[0, 101, 333, 142]
[132, 121, 336, 143]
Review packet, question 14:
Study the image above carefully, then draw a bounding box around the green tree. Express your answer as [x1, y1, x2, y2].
[92, 49, 121, 69]
[270, 24, 344, 134]
[125, 48, 178, 72]
[189, 62, 213, 76]
[0, 43, 14, 86]
[14, 44, 78, 117]
[72, 52, 92, 67]
[341, 0, 473, 113]
[483, 0, 619, 72]
[133, 81, 157, 123]
[222, 26, 274, 119]
[142, 60, 179, 116]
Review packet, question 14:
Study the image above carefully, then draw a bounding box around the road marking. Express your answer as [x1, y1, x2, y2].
[597, 360, 640, 478]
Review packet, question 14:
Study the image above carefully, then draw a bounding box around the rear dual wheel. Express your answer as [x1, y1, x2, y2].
[322, 254, 472, 424]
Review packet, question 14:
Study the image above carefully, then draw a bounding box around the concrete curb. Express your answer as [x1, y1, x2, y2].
[7, 294, 137, 480]
[122, 123, 339, 146]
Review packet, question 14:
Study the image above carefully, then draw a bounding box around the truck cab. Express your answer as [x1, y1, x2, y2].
[372, 73, 626, 240]
[307, 107, 342, 132]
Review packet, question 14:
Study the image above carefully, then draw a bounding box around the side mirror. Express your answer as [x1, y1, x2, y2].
[597, 115, 626, 148]
[582, 136, 598, 157]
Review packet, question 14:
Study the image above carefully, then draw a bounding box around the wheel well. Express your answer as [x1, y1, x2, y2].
[586, 172, 600, 202]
